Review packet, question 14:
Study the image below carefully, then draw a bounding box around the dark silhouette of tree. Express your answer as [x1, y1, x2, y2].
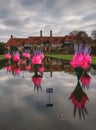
[69, 30, 92, 44]
[91, 30, 96, 39]
[0, 42, 7, 54]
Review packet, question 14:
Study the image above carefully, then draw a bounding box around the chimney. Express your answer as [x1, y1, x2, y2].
[11, 35, 13, 38]
[40, 30, 42, 37]
[50, 30, 52, 37]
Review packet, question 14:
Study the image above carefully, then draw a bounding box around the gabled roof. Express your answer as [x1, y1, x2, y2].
[27, 36, 64, 44]
[6, 36, 65, 46]
[64, 35, 77, 42]
[6, 37, 28, 46]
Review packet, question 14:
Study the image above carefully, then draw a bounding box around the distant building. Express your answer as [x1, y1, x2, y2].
[6, 30, 76, 52]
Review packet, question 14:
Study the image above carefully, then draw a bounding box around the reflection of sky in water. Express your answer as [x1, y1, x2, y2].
[0, 67, 96, 130]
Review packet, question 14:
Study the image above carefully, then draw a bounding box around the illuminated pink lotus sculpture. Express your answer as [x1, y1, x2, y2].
[69, 81, 89, 119]
[13, 51, 20, 62]
[5, 52, 11, 59]
[31, 49, 44, 65]
[22, 50, 31, 59]
[70, 44, 91, 70]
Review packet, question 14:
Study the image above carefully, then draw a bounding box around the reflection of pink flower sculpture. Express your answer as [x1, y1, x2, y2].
[14, 67, 21, 75]
[21, 60, 26, 65]
[69, 81, 89, 119]
[6, 65, 11, 72]
[32, 75, 42, 92]
[80, 71, 91, 88]
[70, 44, 91, 70]
[69, 93, 89, 108]
[13, 52, 20, 62]
[32, 76, 42, 86]
[38, 66, 45, 73]
[25, 65, 31, 71]
[5, 53, 11, 59]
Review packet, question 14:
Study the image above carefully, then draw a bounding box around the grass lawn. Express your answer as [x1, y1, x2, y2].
[45, 54, 96, 65]
[0, 55, 5, 60]
[0, 54, 96, 65]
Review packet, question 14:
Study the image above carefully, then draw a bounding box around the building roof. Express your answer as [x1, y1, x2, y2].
[6, 37, 28, 46]
[6, 36, 65, 46]
[5, 30, 92, 46]
[27, 36, 64, 44]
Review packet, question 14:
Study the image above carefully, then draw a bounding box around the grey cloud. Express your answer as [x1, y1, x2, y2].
[0, 8, 12, 19]
[82, 12, 96, 22]
[0, 0, 96, 41]
[2, 17, 24, 28]
[19, 0, 45, 10]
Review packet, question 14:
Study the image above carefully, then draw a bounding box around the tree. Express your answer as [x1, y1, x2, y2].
[69, 30, 91, 44]
[91, 30, 96, 39]
[0, 42, 7, 54]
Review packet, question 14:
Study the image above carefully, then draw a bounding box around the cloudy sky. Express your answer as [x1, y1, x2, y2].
[0, 0, 96, 42]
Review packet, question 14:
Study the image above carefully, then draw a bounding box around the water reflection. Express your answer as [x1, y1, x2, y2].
[69, 80, 89, 120]
[32, 74, 42, 92]
[0, 49, 95, 122]
[32, 65, 43, 93]
[80, 70, 91, 89]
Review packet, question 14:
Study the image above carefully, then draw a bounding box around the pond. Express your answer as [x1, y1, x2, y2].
[0, 58, 96, 130]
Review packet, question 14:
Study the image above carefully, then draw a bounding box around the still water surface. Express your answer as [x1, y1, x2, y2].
[0, 58, 96, 130]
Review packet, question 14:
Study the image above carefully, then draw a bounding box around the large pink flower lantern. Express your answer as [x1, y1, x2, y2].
[5, 52, 11, 59]
[70, 44, 91, 70]
[31, 49, 44, 65]
[22, 50, 31, 59]
[13, 51, 20, 62]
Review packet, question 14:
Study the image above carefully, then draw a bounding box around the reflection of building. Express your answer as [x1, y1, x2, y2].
[3, 58, 73, 76]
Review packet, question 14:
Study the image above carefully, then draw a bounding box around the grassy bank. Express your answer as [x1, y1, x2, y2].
[45, 54, 96, 65]
[0, 55, 5, 60]
[0, 54, 96, 65]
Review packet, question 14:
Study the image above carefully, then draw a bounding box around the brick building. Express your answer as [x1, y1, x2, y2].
[6, 30, 75, 52]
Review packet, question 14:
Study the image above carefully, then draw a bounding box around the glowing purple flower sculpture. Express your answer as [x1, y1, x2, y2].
[31, 49, 44, 65]
[5, 52, 11, 59]
[70, 44, 91, 70]
[13, 51, 20, 62]
[22, 50, 31, 59]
